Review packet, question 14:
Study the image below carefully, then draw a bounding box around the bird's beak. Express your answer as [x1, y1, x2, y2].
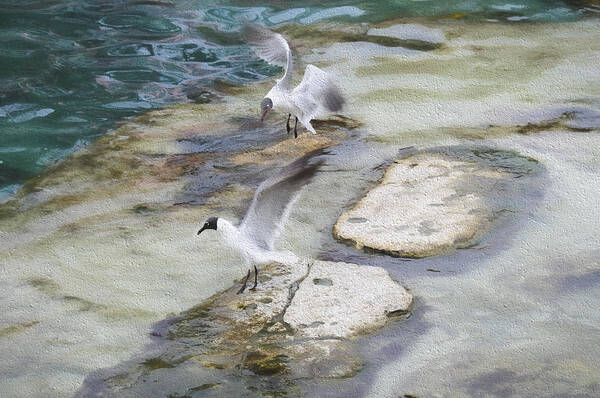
[260, 107, 271, 122]
[197, 226, 206, 235]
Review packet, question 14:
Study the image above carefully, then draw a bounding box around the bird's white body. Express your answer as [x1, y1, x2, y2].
[243, 23, 344, 135]
[216, 218, 298, 268]
[266, 82, 317, 134]
[197, 141, 324, 292]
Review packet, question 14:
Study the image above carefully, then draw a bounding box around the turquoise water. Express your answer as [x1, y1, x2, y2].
[0, 0, 596, 200]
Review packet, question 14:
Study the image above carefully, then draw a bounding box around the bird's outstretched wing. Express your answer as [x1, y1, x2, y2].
[241, 22, 294, 89]
[292, 64, 345, 120]
[240, 149, 326, 250]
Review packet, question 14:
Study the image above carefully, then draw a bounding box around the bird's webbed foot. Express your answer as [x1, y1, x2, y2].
[249, 265, 258, 291]
[237, 269, 251, 294]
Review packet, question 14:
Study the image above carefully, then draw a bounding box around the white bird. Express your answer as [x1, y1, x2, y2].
[242, 23, 345, 138]
[197, 149, 325, 294]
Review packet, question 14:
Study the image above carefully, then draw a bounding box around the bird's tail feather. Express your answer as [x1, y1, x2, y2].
[323, 81, 345, 113]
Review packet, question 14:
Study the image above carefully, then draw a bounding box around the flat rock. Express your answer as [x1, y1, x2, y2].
[231, 116, 360, 165]
[285, 261, 412, 338]
[334, 146, 541, 258]
[76, 259, 412, 396]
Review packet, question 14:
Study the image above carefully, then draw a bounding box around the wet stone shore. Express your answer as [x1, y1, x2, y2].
[76, 259, 411, 397]
[1, 16, 599, 398]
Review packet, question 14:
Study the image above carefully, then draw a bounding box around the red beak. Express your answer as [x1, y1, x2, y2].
[260, 108, 271, 122]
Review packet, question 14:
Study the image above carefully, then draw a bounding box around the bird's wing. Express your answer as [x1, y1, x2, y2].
[240, 149, 325, 250]
[241, 23, 293, 89]
[293, 64, 345, 120]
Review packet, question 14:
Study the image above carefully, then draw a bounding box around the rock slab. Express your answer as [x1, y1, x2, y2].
[76, 259, 412, 396]
[285, 260, 412, 338]
[334, 147, 541, 258]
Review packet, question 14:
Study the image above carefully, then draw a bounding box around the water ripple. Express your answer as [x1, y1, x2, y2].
[0, 0, 596, 196]
[99, 14, 182, 35]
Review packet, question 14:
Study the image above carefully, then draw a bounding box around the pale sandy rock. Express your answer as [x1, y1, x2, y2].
[77, 259, 412, 395]
[231, 133, 338, 165]
[231, 116, 359, 165]
[284, 260, 412, 338]
[334, 150, 514, 257]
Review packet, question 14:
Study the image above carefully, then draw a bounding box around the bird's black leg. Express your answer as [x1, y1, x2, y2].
[250, 265, 258, 291]
[286, 114, 291, 135]
[294, 117, 298, 139]
[237, 269, 251, 294]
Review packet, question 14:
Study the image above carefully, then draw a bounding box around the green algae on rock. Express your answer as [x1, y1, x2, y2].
[2, 10, 598, 398]
[0, 85, 358, 397]
[231, 116, 359, 165]
[306, 19, 600, 140]
[333, 146, 542, 258]
[278, 23, 444, 52]
[0, 321, 40, 338]
[75, 259, 412, 396]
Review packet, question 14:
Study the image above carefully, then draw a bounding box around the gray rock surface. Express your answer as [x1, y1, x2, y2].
[285, 261, 412, 338]
[334, 147, 541, 258]
[76, 259, 412, 396]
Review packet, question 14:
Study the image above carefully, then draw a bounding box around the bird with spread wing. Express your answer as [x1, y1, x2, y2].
[241, 23, 345, 138]
[197, 149, 325, 294]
